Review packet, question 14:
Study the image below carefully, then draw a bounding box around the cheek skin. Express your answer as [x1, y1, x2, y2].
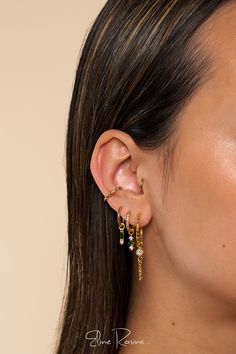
[158, 2, 236, 303]
[160, 115, 236, 302]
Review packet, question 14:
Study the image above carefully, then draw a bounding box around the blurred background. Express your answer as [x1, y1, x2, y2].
[0, 1, 105, 353]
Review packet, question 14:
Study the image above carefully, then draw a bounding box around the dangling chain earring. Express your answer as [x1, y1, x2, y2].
[135, 212, 144, 280]
[103, 178, 145, 280]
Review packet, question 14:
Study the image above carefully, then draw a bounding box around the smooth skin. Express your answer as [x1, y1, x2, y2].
[90, 3, 236, 354]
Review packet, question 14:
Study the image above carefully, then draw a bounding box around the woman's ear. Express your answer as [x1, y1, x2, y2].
[90, 129, 152, 227]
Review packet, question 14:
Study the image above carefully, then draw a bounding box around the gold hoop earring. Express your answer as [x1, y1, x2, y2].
[103, 180, 145, 280]
[135, 212, 144, 281]
[117, 206, 125, 245]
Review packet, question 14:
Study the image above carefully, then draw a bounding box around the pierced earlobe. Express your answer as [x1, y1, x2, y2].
[104, 179, 145, 280]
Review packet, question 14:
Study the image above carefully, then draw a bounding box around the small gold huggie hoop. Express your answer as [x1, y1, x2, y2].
[117, 206, 125, 245]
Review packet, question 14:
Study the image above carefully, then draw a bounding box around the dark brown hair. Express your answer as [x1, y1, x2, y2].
[54, 1, 233, 353]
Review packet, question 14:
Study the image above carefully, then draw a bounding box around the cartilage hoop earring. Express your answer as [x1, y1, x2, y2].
[104, 186, 122, 202]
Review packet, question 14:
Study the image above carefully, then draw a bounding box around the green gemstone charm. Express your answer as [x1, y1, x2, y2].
[128, 226, 135, 251]
[128, 238, 134, 251]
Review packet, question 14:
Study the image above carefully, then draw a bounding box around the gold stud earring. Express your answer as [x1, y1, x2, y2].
[125, 210, 135, 251]
[117, 206, 125, 245]
[135, 212, 144, 281]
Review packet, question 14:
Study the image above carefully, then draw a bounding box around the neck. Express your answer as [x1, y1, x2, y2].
[119, 234, 236, 354]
